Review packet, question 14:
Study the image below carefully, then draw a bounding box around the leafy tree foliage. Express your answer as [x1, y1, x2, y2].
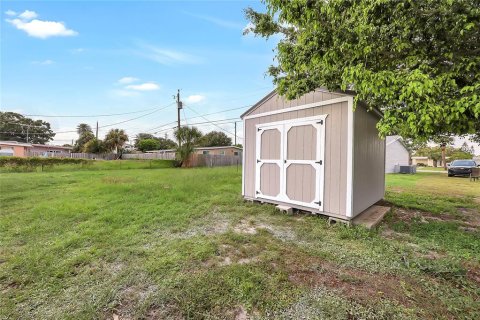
[174, 126, 203, 166]
[104, 129, 129, 154]
[134, 133, 155, 148]
[73, 123, 94, 152]
[245, 0, 480, 140]
[157, 137, 177, 150]
[0, 112, 55, 144]
[137, 139, 160, 152]
[198, 131, 232, 147]
[83, 138, 107, 154]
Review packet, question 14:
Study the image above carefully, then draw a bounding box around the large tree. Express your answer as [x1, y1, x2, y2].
[245, 0, 480, 140]
[198, 131, 232, 147]
[104, 129, 129, 154]
[73, 123, 94, 152]
[174, 126, 203, 166]
[0, 112, 55, 144]
[137, 139, 160, 152]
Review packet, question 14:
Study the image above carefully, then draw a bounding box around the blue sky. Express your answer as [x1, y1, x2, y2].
[1, 0, 277, 144]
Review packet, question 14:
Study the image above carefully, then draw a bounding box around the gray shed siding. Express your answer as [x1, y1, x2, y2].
[243, 92, 349, 218]
[385, 137, 409, 173]
[352, 106, 385, 217]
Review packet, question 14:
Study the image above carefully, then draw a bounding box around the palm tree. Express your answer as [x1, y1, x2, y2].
[76, 123, 93, 135]
[174, 126, 203, 166]
[104, 129, 128, 156]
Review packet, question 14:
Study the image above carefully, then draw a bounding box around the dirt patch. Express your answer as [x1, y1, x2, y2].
[233, 220, 258, 234]
[464, 262, 480, 285]
[392, 207, 479, 229]
[234, 306, 248, 320]
[280, 248, 454, 318]
[205, 244, 260, 268]
[233, 219, 297, 242]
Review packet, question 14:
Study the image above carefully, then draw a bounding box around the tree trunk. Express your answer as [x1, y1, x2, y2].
[441, 145, 447, 170]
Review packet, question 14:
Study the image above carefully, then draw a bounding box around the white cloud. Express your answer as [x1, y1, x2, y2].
[136, 43, 201, 66]
[126, 82, 160, 91]
[18, 10, 38, 20]
[5, 10, 16, 16]
[6, 11, 78, 39]
[32, 59, 54, 65]
[118, 77, 138, 84]
[186, 95, 206, 104]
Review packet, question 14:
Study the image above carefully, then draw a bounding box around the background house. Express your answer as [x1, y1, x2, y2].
[411, 156, 448, 167]
[385, 136, 410, 173]
[0, 141, 72, 157]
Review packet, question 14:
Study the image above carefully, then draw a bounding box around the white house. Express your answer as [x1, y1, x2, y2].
[385, 136, 410, 173]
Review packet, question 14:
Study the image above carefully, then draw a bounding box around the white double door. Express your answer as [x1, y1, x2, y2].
[255, 116, 326, 210]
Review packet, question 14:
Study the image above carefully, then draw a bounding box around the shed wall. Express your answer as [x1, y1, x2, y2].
[244, 100, 349, 217]
[352, 106, 385, 217]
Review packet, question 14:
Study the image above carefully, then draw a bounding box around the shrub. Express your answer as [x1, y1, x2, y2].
[0, 156, 91, 171]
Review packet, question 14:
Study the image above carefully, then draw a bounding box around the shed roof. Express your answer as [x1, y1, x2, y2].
[240, 87, 357, 119]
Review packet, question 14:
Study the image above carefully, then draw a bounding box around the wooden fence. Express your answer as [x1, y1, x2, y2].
[122, 153, 176, 160]
[25, 151, 242, 167]
[26, 152, 116, 160]
[186, 154, 242, 168]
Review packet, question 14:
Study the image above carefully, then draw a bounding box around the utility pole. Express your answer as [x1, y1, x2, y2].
[234, 122, 237, 145]
[175, 89, 182, 147]
[96, 121, 98, 140]
[26, 125, 29, 143]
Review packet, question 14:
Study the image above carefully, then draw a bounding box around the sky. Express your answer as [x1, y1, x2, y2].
[1, 1, 479, 154]
[1, 0, 277, 145]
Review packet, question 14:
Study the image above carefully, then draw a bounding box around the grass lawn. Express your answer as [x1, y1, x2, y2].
[0, 164, 479, 319]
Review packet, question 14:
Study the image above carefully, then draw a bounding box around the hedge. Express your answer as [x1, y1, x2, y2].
[0, 157, 91, 170]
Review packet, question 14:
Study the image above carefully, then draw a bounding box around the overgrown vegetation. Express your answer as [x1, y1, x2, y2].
[0, 158, 175, 172]
[0, 156, 91, 171]
[0, 168, 478, 319]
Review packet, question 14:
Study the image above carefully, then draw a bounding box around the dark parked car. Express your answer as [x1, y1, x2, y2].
[447, 160, 479, 177]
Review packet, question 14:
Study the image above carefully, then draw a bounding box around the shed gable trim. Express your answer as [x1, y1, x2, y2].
[243, 96, 350, 120]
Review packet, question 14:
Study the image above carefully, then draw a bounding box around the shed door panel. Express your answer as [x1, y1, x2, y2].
[255, 116, 325, 211]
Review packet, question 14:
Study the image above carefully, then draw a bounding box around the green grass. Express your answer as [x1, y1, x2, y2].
[416, 166, 446, 171]
[0, 166, 479, 319]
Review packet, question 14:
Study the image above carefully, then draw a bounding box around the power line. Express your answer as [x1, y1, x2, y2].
[0, 103, 175, 135]
[184, 104, 238, 137]
[19, 106, 163, 118]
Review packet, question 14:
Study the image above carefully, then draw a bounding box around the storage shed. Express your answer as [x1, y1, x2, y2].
[385, 136, 410, 173]
[241, 89, 385, 221]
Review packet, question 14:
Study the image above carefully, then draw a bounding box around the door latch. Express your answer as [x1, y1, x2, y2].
[314, 201, 322, 206]
[315, 160, 323, 165]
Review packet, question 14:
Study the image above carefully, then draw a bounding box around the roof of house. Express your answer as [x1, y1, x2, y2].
[0, 141, 72, 150]
[146, 146, 243, 153]
[0, 141, 32, 147]
[194, 146, 242, 151]
[386, 135, 409, 151]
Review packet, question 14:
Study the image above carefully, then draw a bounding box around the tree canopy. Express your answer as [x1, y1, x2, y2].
[198, 131, 232, 147]
[104, 129, 129, 154]
[0, 112, 55, 144]
[174, 126, 203, 166]
[73, 123, 94, 152]
[137, 139, 160, 152]
[134, 133, 177, 150]
[245, 0, 480, 140]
